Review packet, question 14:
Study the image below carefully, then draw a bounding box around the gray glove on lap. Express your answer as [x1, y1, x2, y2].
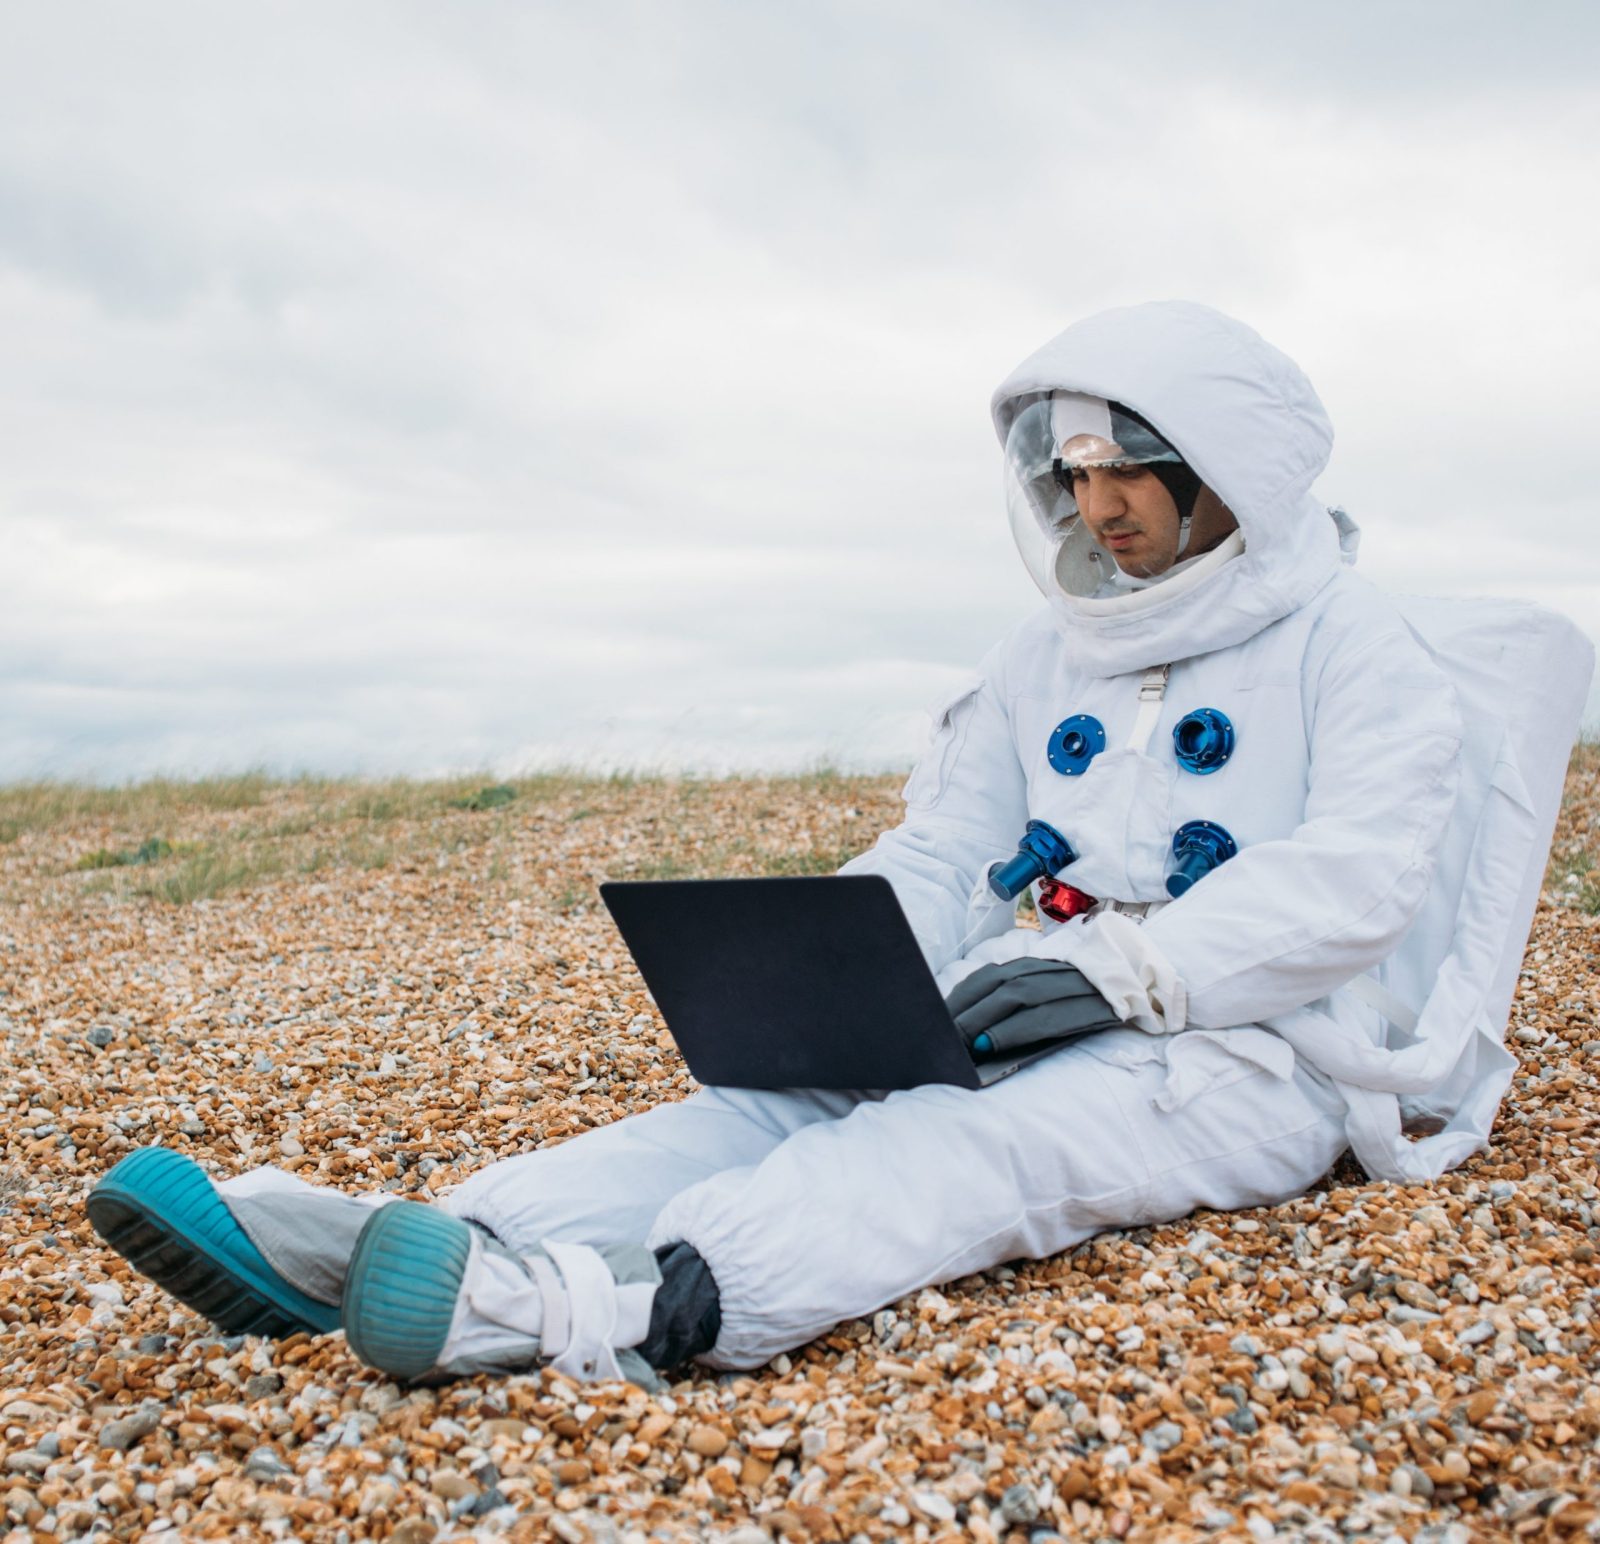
[944, 958, 1123, 1059]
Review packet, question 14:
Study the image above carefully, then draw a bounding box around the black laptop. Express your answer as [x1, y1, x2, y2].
[599, 874, 1067, 1090]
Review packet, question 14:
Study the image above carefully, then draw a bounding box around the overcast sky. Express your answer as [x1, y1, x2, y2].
[4, 0, 1597, 782]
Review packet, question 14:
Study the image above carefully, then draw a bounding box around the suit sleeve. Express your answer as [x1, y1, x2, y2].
[839, 643, 1030, 977]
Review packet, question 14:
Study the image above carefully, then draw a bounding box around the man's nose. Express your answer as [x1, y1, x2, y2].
[1078, 473, 1125, 524]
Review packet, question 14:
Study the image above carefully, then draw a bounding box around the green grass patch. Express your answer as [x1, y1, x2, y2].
[75, 837, 174, 871]
[133, 846, 287, 905]
[449, 783, 518, 811]
[7, 769, 903, 907]
[0, 773, 272, 836]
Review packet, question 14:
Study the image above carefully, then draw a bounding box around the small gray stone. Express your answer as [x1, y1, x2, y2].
[179, 1119, 207, 1138]
[253, 1052, 275, 1073]
[244, 1374, 283, 1400]
[243, 1446, 291, 1481]
[100, 1408, 161, 1451]
[462, 1488, 510, 1518]
[36, 1433, 60, 1459]
[137, 1334, 170, 1354]
[1143, 1420, 1184, 1453]
[86, 1025, 116, 1048]
[1000, 1483, 1041, 1525]
[1459, 1320, 1495, 1346]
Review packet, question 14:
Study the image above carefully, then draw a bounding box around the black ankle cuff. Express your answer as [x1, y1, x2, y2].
[640, 1241, 721, 1370]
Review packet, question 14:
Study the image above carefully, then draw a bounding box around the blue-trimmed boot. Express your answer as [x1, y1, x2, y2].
[87, 1147, 341, 1339]
[342, 1202, 662, 1385]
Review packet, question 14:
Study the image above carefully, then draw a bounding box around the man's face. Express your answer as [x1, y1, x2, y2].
[1064, 462, 1186, 579]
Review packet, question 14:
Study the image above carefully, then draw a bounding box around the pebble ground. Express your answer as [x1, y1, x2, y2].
[1, 755, 1596, 1544]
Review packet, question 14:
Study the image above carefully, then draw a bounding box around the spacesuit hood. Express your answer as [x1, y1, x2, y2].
[991, 301, 1344, 675]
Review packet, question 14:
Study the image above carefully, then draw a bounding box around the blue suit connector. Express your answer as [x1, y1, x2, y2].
[1166, 820, 1238, 896]
[988, 820, 1078, 901]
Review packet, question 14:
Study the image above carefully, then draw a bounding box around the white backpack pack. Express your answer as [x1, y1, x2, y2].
[1351, 596, 1592, 1180]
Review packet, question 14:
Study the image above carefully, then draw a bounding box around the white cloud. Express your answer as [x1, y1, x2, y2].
[2, 0, 1596, 781]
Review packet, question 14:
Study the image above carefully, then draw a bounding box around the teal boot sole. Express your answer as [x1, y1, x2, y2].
[343, 1203, 473, 1380]
[86, 1146, 340, 1339]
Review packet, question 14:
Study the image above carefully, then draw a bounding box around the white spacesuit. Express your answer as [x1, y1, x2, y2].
[90, 301, 1591, 1385]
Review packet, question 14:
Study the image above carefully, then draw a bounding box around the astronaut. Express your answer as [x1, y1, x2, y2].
[92, 301, 1578, 1389]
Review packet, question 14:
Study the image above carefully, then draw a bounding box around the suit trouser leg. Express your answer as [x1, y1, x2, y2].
[219, 1087, 863, 1358]
[644, 1031, 1349, 1369]
[430, 1085, 877, 1370]
[439, 1084, 875, 1252]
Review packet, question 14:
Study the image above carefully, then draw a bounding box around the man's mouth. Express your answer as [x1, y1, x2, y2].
[1102, 531, 1139, 549]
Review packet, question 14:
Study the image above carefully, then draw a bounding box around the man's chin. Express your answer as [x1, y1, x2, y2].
[1114, 554, 1171, 580]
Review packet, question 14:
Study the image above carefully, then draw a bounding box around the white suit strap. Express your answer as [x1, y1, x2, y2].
[540, 1238, 655, 1383]
[1091, 663, 1170, 924]
[1343, 974, 1421, 1036]
[1125, 663, 1170, 755]
[439, 1234, 552, 1370]
[523, 1253, 569, 1351]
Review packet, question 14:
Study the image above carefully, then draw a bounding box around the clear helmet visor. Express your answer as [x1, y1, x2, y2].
[1002, 390, 1189, 598]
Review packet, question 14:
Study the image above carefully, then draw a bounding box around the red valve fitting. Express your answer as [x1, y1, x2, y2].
[1036, 878, 1096, 922]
